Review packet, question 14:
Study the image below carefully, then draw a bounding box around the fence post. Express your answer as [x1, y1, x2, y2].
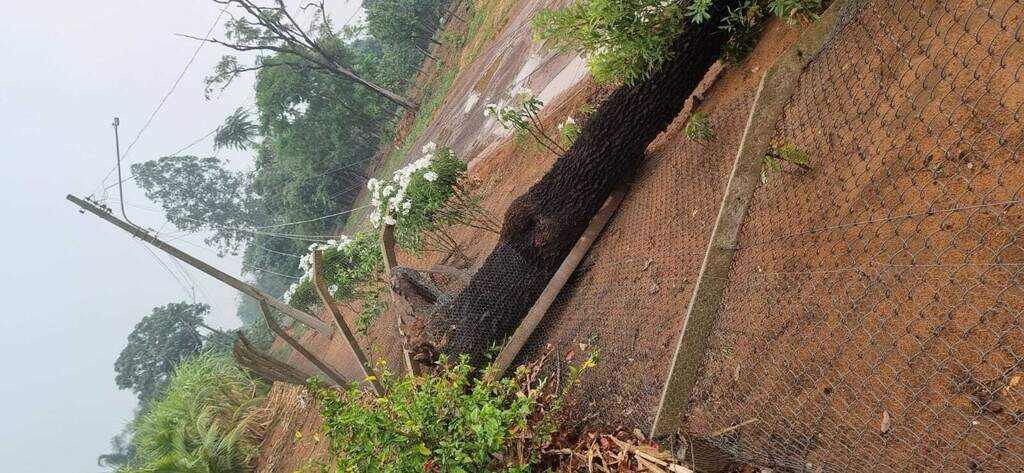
[380, 224, 420, 376]
[487, 183, 630, 381]
[313, 251, 385, 396]
[649, 0, 858, 455]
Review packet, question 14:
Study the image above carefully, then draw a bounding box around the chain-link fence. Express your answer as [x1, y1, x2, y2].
[681, 0, 1024, 471]
[342, 0, 1024, 470]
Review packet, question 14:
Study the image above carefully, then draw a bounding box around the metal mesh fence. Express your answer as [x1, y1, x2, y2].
[345, 1, 1023, 470]
[511, 87, 758, 433]
[684, 1, 1024, 471]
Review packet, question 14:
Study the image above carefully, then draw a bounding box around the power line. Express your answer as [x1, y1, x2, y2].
[112, 198, 371, 240]
[96, 7, 228, 195]
[135, 240, 195, 299]
[101, 104, 256, 193]
[171, 235, 303, 280]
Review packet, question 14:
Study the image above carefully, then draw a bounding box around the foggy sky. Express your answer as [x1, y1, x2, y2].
[0, 1, 361, 471]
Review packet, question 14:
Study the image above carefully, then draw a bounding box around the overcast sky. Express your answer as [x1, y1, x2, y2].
[0, 1, 361, 471]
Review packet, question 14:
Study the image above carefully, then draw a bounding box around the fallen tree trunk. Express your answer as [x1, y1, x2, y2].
[233, 334, 314, 386]
[419, 5, 739, 367]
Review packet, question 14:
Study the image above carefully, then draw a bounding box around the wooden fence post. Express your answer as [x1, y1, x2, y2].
[258, 300, 349, 387]
[486, 183, 630, 381]
[313, 251, 385, 396]
[381, 224, 420, 376]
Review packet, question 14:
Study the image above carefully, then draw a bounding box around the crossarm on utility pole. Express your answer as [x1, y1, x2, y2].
[66, 194, 334, 335]
[312, 250, 385, 396]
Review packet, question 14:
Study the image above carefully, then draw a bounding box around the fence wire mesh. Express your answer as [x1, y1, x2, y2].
[346, 1, 1023, 471]
[509, 87, 758, 433]
[685, 1, 1024, 471]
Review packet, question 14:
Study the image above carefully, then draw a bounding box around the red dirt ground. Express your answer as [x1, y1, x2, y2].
[254, 13, 808, 471]
[684, 2, 1024, 472]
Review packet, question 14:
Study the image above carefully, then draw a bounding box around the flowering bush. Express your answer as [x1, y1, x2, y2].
[485, 91, 566, 156]
[368, 143, 498, 256]
[283, 231, 384, 313]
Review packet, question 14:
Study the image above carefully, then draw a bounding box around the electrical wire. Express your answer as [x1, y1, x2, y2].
[96, 7, 229, 195]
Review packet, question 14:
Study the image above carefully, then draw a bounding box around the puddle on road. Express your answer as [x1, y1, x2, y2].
[538, 55, 589, 104]
[462, 91, 481, 114]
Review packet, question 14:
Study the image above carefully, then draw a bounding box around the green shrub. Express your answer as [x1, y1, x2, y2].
[125, 354, 266, 473]
[313, 353, 597, 472]
[557, 116, 581, 147]
[534, 0, 687, 85]
[284, 231, 385, 313]
[761, 142, 811, 182]
[534, 0, 823, 84]
[684, 111, 715, 142]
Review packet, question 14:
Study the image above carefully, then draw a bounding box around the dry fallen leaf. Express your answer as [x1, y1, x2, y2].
[880, 410, 892, 434]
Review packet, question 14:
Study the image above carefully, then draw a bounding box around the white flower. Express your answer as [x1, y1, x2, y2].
[484, 103, 498, 117]
[382, 185, 395, 197]
[329, 284, 338, 295]
[383, 214, 397, 226]
[512, 85, 533, 100]
[401, 201, 412, 213]
[367, 178, 380, 192]
[423, 171, 439, 182]
[422, 141, 437, 155]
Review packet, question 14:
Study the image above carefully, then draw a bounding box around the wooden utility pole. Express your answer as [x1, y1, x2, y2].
[380, 225, 419, 376]
[67, 194, 334, 335]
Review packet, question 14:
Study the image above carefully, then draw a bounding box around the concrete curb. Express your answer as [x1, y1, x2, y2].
[648, 0, 864, 464]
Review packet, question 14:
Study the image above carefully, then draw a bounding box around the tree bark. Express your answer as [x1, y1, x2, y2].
[233, 334, 313, 386]
[259, 301, 350, 387]
[420, 6, 739, 368]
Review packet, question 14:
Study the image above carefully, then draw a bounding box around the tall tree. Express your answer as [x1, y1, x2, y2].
[196, 0, 419, 110]
[97, 428, 136, 470]
[131, 155, 260, 256]
[214, 107, 260, 151]
[420, 1, 744, 367]
[114, 302, 221, 402]
[364, 0, 444, 49]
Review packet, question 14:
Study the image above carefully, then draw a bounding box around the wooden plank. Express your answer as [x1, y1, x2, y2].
[312, 250, 385, 396]
[66, 194, 334, 335]
[380, 224, 419, 376]
[486, 183, 630, 381]
[258, 300, 349, 387]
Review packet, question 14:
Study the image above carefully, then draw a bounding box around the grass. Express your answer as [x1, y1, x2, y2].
[125, 354, 267, 473]
[459, 0, 519, 69]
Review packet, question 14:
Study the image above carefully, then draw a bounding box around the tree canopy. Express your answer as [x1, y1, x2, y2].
[131, 155, 260, 256]
[114, 302, 220, 403]
[199, 0, 418, 110]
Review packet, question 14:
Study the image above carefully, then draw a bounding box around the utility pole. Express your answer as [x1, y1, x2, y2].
[67, 194, 334, 335]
